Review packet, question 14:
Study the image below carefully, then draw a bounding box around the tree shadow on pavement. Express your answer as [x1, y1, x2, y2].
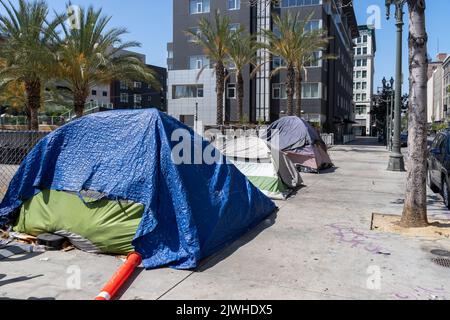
[195, 210, 278, 272]
[0, 274, 43, 288]
[0, 252, 43, 262]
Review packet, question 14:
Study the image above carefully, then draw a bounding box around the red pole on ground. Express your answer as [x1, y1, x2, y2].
[95, 252, 142, 300]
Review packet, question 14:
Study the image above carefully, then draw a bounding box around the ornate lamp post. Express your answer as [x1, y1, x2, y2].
[382, 77, 395, 149]
[386, 0, 406, 171]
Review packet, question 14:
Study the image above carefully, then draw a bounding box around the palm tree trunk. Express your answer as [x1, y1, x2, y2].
[286, 64, 295, 116]
[25, 79, 41, 131]
[74, 90, 88, 118]
[237, 71, 244, 122]
[295, 69, 303, 117]
[215, 62, 225, 125]
[401, 0, 429, 228]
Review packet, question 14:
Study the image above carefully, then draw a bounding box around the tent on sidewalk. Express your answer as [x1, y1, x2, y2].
[0, 109, 276, 270]
[215, 136, 302, 200]
[261, 117, 333, 173]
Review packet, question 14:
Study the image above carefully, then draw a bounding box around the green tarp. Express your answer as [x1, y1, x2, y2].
[14, 190, 144, 255]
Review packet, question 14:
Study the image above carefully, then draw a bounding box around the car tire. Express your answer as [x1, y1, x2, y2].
[442, 177, 450, 210]
[427, 169, 439, 193]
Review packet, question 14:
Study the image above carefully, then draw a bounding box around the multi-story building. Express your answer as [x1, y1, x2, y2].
[167, 0, 358, 138]
[86, 49, 167, 111]
[352, 25, 376, 136]
[443, 56, 450, 118]
[427, 53, 448, 123]
[110, 65, 167, 111]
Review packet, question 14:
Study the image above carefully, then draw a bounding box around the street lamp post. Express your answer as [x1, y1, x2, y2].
[386, 0, 406, 171]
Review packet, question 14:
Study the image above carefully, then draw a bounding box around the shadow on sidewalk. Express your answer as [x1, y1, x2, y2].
[195, 210, 279, 272]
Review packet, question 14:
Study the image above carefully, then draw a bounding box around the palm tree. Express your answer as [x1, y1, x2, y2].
[0, 0, 61, 130]
[227, 30, 259, 122]
[186, 10, 235, 125]
[261, 12, 303, 116]
[56, 4, 159, 117]
[292, 15, 332, 117]
[401, 0, 429, 228]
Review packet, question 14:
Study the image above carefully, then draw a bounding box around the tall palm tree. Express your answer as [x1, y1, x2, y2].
[401, 0, 429, 228]
[56, 4, 159, 117]
[227, 30, 259, 122]
[292, 15, 332, 117]
[261, 12, 303, 116]
[187, 10, 235, 125]
[0, 0, 61, 130]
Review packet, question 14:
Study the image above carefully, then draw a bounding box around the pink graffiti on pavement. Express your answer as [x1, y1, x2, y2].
[326, 223, 386, 254]
[392, 286, 449, 300]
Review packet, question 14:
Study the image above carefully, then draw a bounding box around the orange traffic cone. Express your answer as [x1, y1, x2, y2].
[95, 252, 142, 300]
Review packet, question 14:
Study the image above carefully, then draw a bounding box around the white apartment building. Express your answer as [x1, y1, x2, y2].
[427, 54, 448, 123]
[352, 25, 376, 136]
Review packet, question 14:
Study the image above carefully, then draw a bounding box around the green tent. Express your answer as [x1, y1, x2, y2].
[14, 190, 143, 255]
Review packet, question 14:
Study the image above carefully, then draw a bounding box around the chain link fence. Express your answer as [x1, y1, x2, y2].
[0, 131, 49, 201]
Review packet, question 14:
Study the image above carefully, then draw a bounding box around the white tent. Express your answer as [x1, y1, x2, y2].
[216, 136, 302, 200]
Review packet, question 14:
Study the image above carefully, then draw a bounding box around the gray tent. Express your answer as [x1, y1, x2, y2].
[261, 117, 333, 173]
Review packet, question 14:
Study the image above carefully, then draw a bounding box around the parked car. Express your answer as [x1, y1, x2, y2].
[400, 132, 408, 147]
[427, 131, 450, 208]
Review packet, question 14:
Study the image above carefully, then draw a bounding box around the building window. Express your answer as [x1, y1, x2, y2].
[91, 90, 97, 96]
[362, 47, 368, 55]
[103, 91, 108, 97]
[134, 82, 142, 89]
[180, 115, 195, 127]
[134, 94, 142, 106]
[356, 105, 367, 115]
[189, 55, 210, 70]
[362, 70, 367, 78]
[305, 20, 321, 32]
[120, 93, 128, 103]
[362, 35, 368, 43]
[355, 82, 361, 90]
[227, 83, 236, 99]
[172, 85, 204, 99]
[120, 82, 128, 90]
[302, 83, 320, 99]
[188, 27, 201, 42]
[272, 83, 319, 99]
[305, 51, 321, 67]
[361, 82, 367, 90]
[273, 56, 285, 69]
[274, 0, 321, 8]
[272, 83, 286, 99]
[361, 93, 367, 101]
[229, 23, 241, 33]
[356, 94, 361, 101]
[227, 0, 240, 10]
[189, 0, 210, 14]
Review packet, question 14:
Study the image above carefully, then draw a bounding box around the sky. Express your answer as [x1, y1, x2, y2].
[2, 0, 450, 94]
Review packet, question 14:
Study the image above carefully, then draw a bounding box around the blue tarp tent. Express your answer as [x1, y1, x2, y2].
[0, 109, 276, 269]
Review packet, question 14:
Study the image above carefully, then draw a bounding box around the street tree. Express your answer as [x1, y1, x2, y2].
[261, 12, 303, 116]
[56, 4, 158, 118]
[0, 0, 61, 130]
[401, 0, 429, 227]
[187, 10, 235, 125]
[292, 14, 332, 117]
[227, 30, 259, 123]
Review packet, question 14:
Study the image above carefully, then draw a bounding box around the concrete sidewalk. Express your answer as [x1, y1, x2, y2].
[1, 137, 450, 300]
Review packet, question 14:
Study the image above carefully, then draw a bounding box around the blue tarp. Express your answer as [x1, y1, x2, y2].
[0, 109, 276, 269]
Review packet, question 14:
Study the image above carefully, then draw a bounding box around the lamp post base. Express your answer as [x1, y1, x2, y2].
[387, 152, 406, 172]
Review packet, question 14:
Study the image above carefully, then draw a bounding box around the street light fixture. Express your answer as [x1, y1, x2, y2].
[386, 0, 406, 172]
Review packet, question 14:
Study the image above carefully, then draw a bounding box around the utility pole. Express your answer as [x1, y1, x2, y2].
[386, 0, 406, 171]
